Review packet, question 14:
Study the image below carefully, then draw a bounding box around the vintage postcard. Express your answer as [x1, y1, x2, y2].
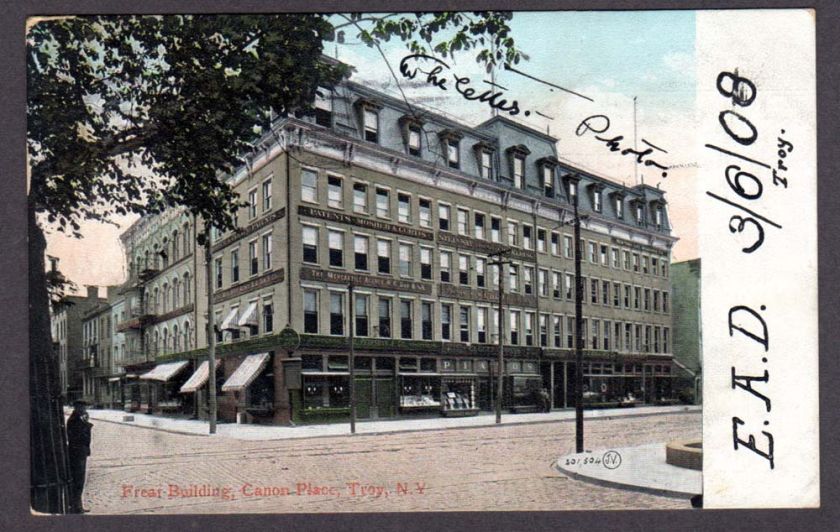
[27, 9, 818, 515]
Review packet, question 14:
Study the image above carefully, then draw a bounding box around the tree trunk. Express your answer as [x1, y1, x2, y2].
[29, 199, 71, 514]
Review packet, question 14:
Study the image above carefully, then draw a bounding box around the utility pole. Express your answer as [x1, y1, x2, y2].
[488, 248, 512, 424]
[204, 222, 217, 434]
[573, 193, 585, 453]
[348, 282, 356, 434]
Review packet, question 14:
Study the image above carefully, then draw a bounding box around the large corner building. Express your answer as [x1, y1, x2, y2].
[102, 71, 680, 425]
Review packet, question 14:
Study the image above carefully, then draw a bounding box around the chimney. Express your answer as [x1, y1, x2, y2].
[86, 285, 98, 299]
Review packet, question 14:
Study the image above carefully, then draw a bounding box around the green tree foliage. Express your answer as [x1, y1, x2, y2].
[27, 13, 523, 239]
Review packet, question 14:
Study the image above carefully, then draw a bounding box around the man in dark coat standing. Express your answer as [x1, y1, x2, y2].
[66, 400, 93, 513]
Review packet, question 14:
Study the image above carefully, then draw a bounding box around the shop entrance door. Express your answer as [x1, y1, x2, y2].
[375, 378, 395, 418]
[355, 378, 372, 419]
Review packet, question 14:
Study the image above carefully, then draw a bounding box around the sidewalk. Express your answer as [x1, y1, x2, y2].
[79, 404, 700, 441]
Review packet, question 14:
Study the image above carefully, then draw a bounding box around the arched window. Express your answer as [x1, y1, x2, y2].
[163, 283, 171, 313]
[153, 287, 160, 313]
[152, 330, 159, 355]
[173, 324, 180, 351]
[171, 278, 179, 309]
[183, 223, 191, 255]
[144, 250, 151, 270]
[172, 230, 179, 261]
[183, 272, 191, 304]
[161, 238, 169, 269]
[184, 321, 192, 349]
[162, 328, 169, 354]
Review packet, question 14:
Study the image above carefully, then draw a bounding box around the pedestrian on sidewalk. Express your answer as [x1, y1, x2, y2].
[66, 400, 93, 513]
[540, 388, 551, 413]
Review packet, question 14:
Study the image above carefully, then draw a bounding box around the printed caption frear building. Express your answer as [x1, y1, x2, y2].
[108, 63, 682, 425]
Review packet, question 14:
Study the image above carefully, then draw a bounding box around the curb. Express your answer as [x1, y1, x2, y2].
[555, 459, 699, 499]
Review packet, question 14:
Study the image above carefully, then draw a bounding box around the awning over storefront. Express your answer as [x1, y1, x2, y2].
[108, 377, 122, 382]
[139, 360, 189, 382]
[220, 308, 240, 331]
[180, 361, 210, 393]
[221, 353, 271, 392]
[237, 302, 259, 327]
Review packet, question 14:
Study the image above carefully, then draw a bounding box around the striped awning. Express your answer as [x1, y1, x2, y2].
[237, 302, 259, 327]
[220, 308, 239, 331]
[180, 361, 210, 393]
[139, 361, 189, 382]
[221, 353, 271, 392]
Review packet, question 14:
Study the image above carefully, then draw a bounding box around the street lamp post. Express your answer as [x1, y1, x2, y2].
[348, 282, 356, 434]
[203, 222, 217, 435]
[572, 194, 585, 453]
[488, 248, 512, 425]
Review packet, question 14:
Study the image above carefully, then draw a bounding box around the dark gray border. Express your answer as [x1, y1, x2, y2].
[2, 1, 837, 530]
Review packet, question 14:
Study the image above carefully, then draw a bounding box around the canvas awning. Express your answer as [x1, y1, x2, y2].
[108, 377, 122, 382]
[237, 302, 259, 327]
[221, 353, 271, 392]
[139, 360, 189, 382]
[220, 308, 240, 331]
[180, 361, 209, 393]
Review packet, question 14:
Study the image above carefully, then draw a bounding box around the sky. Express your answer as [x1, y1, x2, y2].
[45, 10, 699, 294]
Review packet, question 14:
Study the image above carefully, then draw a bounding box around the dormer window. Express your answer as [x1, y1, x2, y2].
[563, 175, 580, 206]
[655, 206, 663, 228]
[593, 190, 602, 212]
[537, 157, 559, 198]
[633, 202, 645, 225]
[473, 141, 495, 179]
[363, 109, 379, 143]
[314, 88, 332, 127]
[439, 130, 464, 170]
[408, 126, 421, 156]
[506, 145, 531, 190]
[616, 197, 624, 218]
[447, 139, 460, 169]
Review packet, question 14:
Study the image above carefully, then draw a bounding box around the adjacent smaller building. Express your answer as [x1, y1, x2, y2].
[670, 258, 702, 403]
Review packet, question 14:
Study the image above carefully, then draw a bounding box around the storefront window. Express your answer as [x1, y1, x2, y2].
[420, 358, 436, 372]
[399, 357, 418, 372]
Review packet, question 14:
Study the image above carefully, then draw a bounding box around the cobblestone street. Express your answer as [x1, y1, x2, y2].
[84, 412, 700, 514]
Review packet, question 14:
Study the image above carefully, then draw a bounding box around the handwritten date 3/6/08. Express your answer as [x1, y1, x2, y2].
[705, 70, 793, 254]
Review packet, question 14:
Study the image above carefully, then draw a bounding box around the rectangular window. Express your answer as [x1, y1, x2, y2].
[214, 257, 223, 289]
[301, 169, 318, 203]
[303, 290, 318, 333]
[408, 125, 421, 156]
[476, 258, 486, 288]
[508, 221, 519, 247]
[611, 248, 620, 268]
[513, 156, 524, 188]
[663, 292, 670, 313]
[624, 250, 631, 270]
[634, 287, 641, 310]
[537, 228, 546, 252]
[642, 255, 649, 274]
[589, 241, 597, 263]
[538, 269, 548, 297]
[459, 306, 470, 342]
[624, 285, 631, 308]
[398, 193, 411, 223]
[420, 247, 432, 280]
[328, 230, 343, 268]
[354, 235, 368, 271]
[480, 151, 492, 178]
[459, 255, 470, 285]
[399, 243, 413, 277]
[553, 316, 562, 348]
[590, 279, 598, 304]
[378, 298, 392, 338]
[509, 265, 519, 292]
[327, 176, 343, 209]
[457, 208, 469, 236]
[654, 327, 661, 353]
[249, 241, 259, 276]
[248, 189, 258, 219]
[565, 273, 573, 300]
[510, 310, 520, 345]
[421, 302, 433, 340]
[440, 251, 452, 283]
[262, 233, 272, 270]
[625, 324, 633, 351]
[329, 292, 344, 335]
[635, 325, 642, 351]
[552, 271, 561, 298]
[441, 304, 452, 340]
[314, 88, 332, 126]
[663, 328, 670, 352]
[564, 236, 573, 258]
[477, 308, 488, 343]
[543, 166, 554, 197]
[376, 188, 390, 218]
[491, 217, 501, 242]
[568, 181, 578, 203]
[355, 294, 369, 337]
[262, 179, 272, 211]
[654, 290, 661, 312]
[592, 320, 600, 350]
[616, 197, 624, 219]
[438, 203, 451, 231]
[524, 312, 534, 346]
[655, 206, 663, 229]
[593, 190, 602, 212]
[263, 301, 274, 333]
[363, 109, 378, 143]
[302, 226, 318, 264]
[400, 300, 413, 339]
[523, 225, 533, 250]
[231, 249, 239, 283]
[419, 198, 432, 228]
[613, 282, 621, 307]
[447, 139, 460, 169]
[566, 317, 575, 348]
[551, 232, 559, 255]
[633, 253, 640, 272]
[353, 182, 368, 213]
[652, 257, 659, 275]
[644, 288, 651, 311]
[474, 213, 485, 240]
[600, 245, 608, 265]
[377, 240, 391, 274]
[539, 314, 548, 347]
[602, 280, 609, 305]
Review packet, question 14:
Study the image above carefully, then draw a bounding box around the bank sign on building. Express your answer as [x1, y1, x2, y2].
[108, 64, 679, 426]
